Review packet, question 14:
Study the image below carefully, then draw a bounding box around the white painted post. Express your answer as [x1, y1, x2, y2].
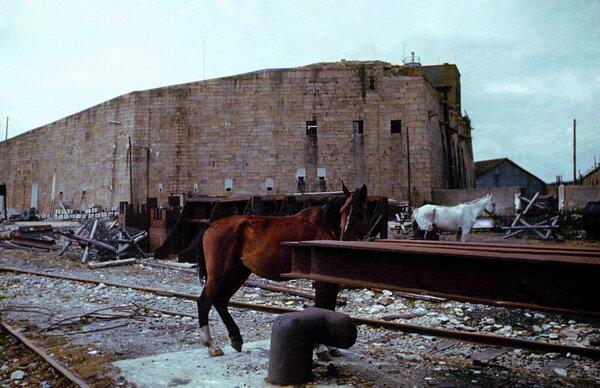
[558, 184, 565, 212]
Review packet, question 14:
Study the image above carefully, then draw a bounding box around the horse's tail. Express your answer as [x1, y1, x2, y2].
[195, 224, 209, 280]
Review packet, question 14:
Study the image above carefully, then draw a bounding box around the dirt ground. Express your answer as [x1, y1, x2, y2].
[1, 231, 599, 386]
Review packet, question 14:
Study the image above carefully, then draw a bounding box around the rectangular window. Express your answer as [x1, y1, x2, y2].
[352, 120, 364, 135]
[391, 120, 402, 134]
[306, 121, 317, 137]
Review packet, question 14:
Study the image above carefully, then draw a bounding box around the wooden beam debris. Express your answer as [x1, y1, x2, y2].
[503, 193, 560, 240]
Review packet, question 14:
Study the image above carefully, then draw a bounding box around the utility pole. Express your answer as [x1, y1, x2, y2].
[573, 118, 577, 184]
[406, 127, 411, 207]
[4, 116, 8, 140]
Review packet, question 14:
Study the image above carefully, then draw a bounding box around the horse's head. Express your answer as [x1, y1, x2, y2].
[339, 181, 369, 241]
[483, 194, 496, 216]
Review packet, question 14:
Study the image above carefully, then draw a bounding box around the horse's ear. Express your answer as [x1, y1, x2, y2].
[342, 180, 351, 198]
[359, 184, 368, 200]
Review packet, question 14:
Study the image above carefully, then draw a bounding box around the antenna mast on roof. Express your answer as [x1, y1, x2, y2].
[402, 51, 421, 68]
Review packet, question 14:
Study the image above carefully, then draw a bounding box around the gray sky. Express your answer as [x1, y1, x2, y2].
[1, 0, 599, 182]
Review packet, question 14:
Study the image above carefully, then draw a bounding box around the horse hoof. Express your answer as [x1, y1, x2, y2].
[316, 349, 332, 362]
[231, 340, 243, 352]
[208, 347, 224, 357]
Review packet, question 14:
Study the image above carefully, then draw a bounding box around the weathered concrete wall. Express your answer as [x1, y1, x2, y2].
[0, 61, 475, 214]
[0, 96, 134, 215]
[432, 187, 521, 216]
[125, 61, 452, 207]
[563, 185, 600, 210]
[582, 166, 600, 186]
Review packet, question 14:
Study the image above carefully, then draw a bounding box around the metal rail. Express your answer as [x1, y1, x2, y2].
[1, 266, 599, 359]
[140, 260, 346, 305]
[0, 320, 90, 387]
[284, 240, 600, 316]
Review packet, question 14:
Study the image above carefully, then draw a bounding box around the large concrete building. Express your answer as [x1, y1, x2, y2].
[0, 60, 474, 217]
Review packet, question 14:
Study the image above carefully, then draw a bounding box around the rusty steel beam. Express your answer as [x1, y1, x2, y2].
[1, 266, 600, 359]
[374, 238, 600, 256]
[0, 320, 90, 387]
[283, 240, 600, 316]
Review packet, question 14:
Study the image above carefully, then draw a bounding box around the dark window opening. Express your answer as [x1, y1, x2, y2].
[391, 120, 402, 134]
[225, 187, 232, 192]
[267, 186, 272, 191]
[297, 176, 305, 182]
[352, 120, 364, 135]
[369, 77, 375, 90]
[306, 121, 317, 137]
[318, 176, 325, 181]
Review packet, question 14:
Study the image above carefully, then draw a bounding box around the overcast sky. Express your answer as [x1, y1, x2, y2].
[1, 0, 598, 182]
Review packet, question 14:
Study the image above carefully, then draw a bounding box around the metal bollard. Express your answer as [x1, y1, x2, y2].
[266, 307, 357, 385]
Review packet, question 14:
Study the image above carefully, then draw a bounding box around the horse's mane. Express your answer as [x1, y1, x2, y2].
[463, 195, 489, 205]
[321, 195, 347, 233]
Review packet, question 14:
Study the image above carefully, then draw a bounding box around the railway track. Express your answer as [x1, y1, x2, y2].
[2, 265, 600, 360]
[0, 320, 89, 387]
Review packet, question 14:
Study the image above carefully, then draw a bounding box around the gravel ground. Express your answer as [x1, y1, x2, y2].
[1, 233, 599, 386]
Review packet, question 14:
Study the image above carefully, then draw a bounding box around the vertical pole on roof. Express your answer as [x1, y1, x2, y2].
[4, 116, 8, 140]
[406, 127, 411, 207]
[572, 118, 576, 184]
[128, 135, 133, 204]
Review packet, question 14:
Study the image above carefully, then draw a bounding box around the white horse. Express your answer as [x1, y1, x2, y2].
[412, 194, 496, 242]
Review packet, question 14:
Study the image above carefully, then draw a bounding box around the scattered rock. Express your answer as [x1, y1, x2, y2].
[396, 352, 423, 362]
[533, 325, 542, 333]
[588, 335, 600, 346]
[560, 328, 579, 338]
[376, 297, 395, 306]
[369, 305, 384, 314]
[548, 333, 559, 339]
[554, 368, 567, 377]
[10, 370, 25, 380]
[381, 290, 393, 297]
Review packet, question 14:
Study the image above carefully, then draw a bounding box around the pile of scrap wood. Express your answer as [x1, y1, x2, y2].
[0, 225, 57, 251]
[58, 219, 147, 266]
[501, 192, 560, 240]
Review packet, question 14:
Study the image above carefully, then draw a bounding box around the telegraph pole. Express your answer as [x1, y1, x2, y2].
[4, 116, 8, 140]
[573, 118, 576, 184]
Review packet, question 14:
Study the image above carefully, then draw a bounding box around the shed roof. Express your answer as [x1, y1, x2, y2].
[474, 157, 545, 186]
[474, 158, 507, 178]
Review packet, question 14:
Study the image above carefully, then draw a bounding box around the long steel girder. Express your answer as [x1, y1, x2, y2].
[283, 240, 600, 316]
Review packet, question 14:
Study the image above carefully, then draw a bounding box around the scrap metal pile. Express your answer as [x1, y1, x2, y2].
[57, 219, 147, 266]
[0, 224, 57, 252]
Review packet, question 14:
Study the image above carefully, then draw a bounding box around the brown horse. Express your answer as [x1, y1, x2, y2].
[196, 183, 369, 356]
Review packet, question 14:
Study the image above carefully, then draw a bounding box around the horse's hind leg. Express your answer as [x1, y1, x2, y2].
[214, 266, 251, 352]
[197, 281, 224, 357]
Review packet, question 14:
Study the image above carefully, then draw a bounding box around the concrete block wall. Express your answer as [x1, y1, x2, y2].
[0, 96, 134, 216]
[0, 60, 473, 214]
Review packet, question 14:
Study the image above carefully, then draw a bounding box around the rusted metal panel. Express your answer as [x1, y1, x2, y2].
[284, 240, 600, 316]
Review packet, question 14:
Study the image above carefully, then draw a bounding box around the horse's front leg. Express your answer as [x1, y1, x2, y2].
[197, 285, 224, 357]
[460, 226, 471, 242]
